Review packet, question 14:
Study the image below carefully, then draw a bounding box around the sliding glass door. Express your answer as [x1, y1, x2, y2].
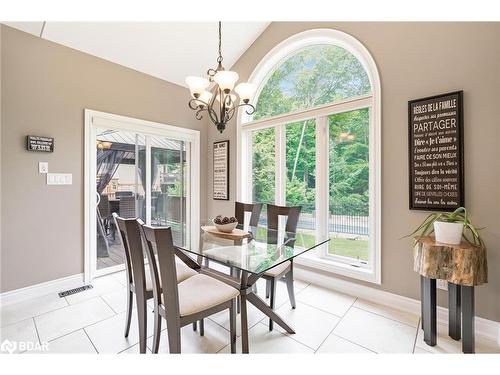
[87, 110, 199, 280]
[95, 130, 145, 271]
[150, 138, 188, 247]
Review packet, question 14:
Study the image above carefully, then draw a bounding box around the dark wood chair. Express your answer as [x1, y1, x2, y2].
[119, 196, 136, 218]
[231, 202, 263, 310]
[112, 213, 197, 353]
[99, 194, 118, 240]
[201, 202, 262, 267]
[97, 194, 111, 233]
[234, 201, 263, 227]
[262, 203, 302, 331]
[139, 222, 239, 353]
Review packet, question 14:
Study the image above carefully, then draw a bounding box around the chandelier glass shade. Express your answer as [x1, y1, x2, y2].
[186, 22, 256, 133]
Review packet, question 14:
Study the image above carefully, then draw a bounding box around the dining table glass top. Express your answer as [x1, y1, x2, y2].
[177, 221, 329, 275]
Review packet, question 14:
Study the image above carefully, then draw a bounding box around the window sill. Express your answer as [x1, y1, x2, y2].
[294, 252, 381, 284]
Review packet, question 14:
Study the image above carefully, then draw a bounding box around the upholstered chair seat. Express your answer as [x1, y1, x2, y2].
[263, 260, 291, 277]
[166, 274, 239, 317]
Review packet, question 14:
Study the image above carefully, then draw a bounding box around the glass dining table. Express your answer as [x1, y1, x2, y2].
[176, 221, 329, 353]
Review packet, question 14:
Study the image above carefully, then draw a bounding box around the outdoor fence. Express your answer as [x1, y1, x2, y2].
[297, 213, 369, 236]
[259, 202, 369, 236]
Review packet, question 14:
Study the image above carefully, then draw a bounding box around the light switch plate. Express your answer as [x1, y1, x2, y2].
[39, 162, 48, 174]
[47, 173, 72, 185]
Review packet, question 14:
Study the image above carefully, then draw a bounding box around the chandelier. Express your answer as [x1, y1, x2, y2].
[185, 22, 256, 133]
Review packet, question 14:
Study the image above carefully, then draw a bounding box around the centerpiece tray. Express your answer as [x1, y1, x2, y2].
[201, 226, 252, 240]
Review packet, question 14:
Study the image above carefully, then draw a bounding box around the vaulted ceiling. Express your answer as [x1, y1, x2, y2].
[2, 22, 270, 87]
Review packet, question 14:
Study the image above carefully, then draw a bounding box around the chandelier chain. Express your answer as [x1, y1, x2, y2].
[217, 21, 223, 63]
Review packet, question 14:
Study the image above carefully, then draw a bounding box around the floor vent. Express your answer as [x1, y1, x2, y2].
[58, 285, 93, 298]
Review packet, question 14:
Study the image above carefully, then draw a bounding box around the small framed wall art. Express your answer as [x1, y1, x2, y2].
[213, 140, 229, 200]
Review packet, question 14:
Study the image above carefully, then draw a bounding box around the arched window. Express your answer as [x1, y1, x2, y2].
[238, 29, 381, 283]
[253, 44, 371, 120]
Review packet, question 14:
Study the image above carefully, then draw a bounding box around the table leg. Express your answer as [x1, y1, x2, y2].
[246, 292, 295, 334]
[240, 271, 250, 354]
[462, 286, 475, 354]
[234, 270, 297, 353]
[448, 282, 461, 340]
[423, 277, 436, 346]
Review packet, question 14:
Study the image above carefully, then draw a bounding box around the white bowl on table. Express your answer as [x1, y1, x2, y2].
[212, 219, 238, 233]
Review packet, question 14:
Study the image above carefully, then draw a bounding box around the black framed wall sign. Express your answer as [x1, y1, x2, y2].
[213, 140, 229, 200]
[408, 91, 464, 211]
[26, 135, 54, 152]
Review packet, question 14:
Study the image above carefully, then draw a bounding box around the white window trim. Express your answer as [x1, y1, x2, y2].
[236, 29, 381, 284]
[84, 109, 200, 283]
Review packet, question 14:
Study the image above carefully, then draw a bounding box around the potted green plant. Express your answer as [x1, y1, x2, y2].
[405, 207, 485, 248]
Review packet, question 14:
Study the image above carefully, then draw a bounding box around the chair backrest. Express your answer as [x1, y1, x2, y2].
[119, 196, 136, 218]
[235, 202, 263, 227]
[113, 213, 147, 296]
[266, 204, 302, 233]
[98, 194, 110, 218]
[138, 223, 180, 320]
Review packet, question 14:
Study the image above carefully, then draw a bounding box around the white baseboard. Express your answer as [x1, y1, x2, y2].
[294, 266, 500, 346]
[0, 273, 85, 307]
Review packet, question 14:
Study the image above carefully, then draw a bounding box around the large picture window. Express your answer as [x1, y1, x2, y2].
[238, 29, 381, 283]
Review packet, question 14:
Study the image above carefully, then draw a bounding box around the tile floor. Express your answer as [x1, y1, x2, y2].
[1, 271, 499, 354]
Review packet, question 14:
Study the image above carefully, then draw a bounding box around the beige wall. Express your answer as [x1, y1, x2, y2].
[206, 22, 500, 321]
[0, 25, 207, 292]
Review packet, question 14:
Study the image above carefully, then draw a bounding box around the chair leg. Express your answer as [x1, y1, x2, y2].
[167, 326, 181, 354]
[266, 279, 270, 299]
[199, 319, 204, 336]
[229, 299, 237, 354]
[152, 308, 161, 354]
[124, 289, 133, 337]
[268, 278, 277, 331]
[285, 269, 296, 309]
[192, 321, 197, 331]
[136, 295, 147, 354]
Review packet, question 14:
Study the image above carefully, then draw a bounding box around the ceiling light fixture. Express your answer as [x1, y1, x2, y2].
[96, 140, 112, 150]
[185, 22, 256, 133]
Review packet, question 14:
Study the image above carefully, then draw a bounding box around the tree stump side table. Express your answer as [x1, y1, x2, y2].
[413, 236, 487, 353]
